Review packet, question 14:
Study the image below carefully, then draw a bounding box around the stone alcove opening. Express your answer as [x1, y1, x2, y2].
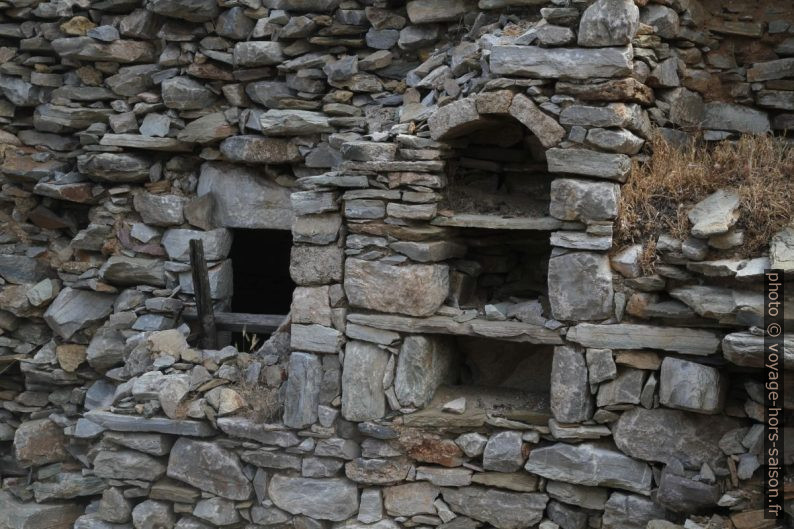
[447, 228, 551, 314]
[440, 118, 551, 222]
[397, 334, 553, 428]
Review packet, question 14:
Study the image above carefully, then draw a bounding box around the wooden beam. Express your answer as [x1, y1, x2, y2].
[182, 310, 287, 334]
[189, 239, 218, 349]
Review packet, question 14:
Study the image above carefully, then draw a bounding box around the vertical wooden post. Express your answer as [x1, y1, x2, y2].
[189, 239, 218, 349]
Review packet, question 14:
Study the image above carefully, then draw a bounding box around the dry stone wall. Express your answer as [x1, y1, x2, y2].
[0, 0, 793, 528]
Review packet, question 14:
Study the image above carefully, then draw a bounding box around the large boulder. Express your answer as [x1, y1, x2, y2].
[548, 251, 613, 321]
[524, 442, 653, 495]
[406, 0, 475, 23]
[394, 335, 455, 408]
[578, 0, 639, 47]
[167, 439, 252, 500]
[345, 259, 449, 317]
[428, 98, 486, 140]
[601, 492, 667, 529]
[14, 419, 69, 467]
[283, 352, 322, 428]
[220, 135, 301, 164]
[508, 93, 565, 148]
[0, 255, 52, 285]
[233, 41, 285, 67]
[550, 346, 594, 422]
[659, 357, 726, 414]
[490, 46, 633, 79]
[546, 148, 631, 182]
[161, 228, 232, 262]
[149, 0, 219, 21]
[161, 77, 215, 110]
[43, 287, 115, 339]
[701, 102, 770, 134]
[341, 341, 390, 421]
[549, 179, 619, 222]
[687, 189, 741, 238]
[259, 109, 333, 135]
[612, 407, 743, 472]
[93, 450, 166, 481]
[268, 476, 359, 521]
[0, 490, 81, 529]
[441, 486, 548, 529]
[100, 256, 166, 287]
[77, 153, 149, 183]
[566, 323, 720, 356]
[197, 162, 293, 230]
[133, 192, 187, 226]
[51, 37, 156, 63]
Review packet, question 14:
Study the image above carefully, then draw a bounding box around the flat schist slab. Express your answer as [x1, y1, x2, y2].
[566, 323, 720, 356]
[490, 45, 633, 80]
[346, 313, 564, 345]
[722, 332, 794, 369]
[0, 490, 82, 529]
[84, 410, 217, 436]
[99, 133, 193, 152]
[431, 214, 565, 231]
[339, 160, 445, 173]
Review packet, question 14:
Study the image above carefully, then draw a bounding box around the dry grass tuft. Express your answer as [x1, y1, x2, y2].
[234, 381, 282, 423]
[616, 132, 794, 266]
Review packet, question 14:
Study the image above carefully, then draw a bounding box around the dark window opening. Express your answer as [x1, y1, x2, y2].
[230, 229, 294, 316]
[448, 229, 552, 312]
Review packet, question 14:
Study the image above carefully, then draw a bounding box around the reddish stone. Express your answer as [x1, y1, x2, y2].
[400, 431, 463, 468]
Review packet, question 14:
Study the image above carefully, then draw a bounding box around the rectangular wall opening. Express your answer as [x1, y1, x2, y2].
[228, 229, 294, 336]
[434, 117, 556, 228]
[230, 229, 294, 315]
[403, 337, 553, 428]
[448, 229, 551, 317]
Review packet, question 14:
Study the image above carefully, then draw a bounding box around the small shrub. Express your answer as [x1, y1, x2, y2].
[615, 132, 794, 268]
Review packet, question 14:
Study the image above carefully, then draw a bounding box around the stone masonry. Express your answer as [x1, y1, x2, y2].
[0, 0, 793, 529]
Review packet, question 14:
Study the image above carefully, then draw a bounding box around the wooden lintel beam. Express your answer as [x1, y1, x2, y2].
[182, 310, 287, 334]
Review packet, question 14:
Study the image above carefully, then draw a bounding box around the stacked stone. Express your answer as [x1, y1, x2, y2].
[0, 0, 793, 528]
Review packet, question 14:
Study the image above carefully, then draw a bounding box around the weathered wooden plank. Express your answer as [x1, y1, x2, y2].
[182, 310, 287, 334]
[189, 239, 217, 348]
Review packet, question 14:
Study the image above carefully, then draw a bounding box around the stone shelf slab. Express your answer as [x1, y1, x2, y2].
[401, 385, 550, 429]
[347, 313, 564, 345]
[566, 323, 720, 356]
[431, 214, 565, 231]
[84, 410, 217, 437]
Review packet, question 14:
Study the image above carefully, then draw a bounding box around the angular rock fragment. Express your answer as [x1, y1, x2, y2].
[613, 407, 742, 471]
[441, 486, 548, 529]
[44, 288, 115, 339]
[659, 357, 726, 414]
[394, 335, 454, 408]
[491, 46, 633, 79]
[149, 0, 219, 22]
[345, 259, 449, 317]
[578, 0, 639, 47]
[167, 438, 252, 500]
[524, 442, 653, 495]
[342, 341, 389, 421]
